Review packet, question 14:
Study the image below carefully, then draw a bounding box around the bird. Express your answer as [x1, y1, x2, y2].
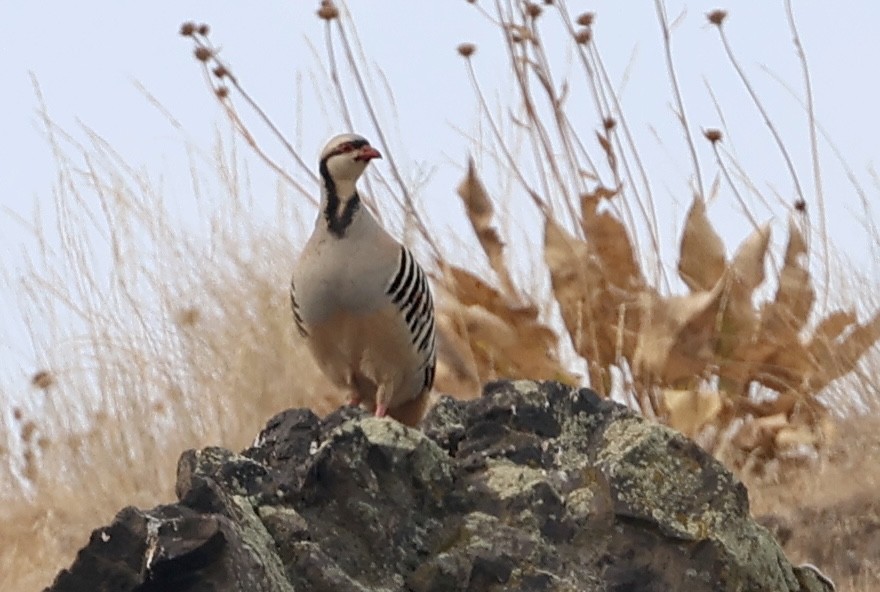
[290, 133, 436, 426]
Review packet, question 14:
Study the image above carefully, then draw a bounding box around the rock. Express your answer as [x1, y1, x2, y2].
[44, 380, 833, 592]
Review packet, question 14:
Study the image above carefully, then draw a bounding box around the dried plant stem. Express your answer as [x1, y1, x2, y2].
[217, 93, 313, 203]
[556, 1, 609, 130]
[558, 111, 604, 184]
[556, 1, 664, 285]
[320, 19, 385, 221]
[704, 80, 778, 220]
[463, 59, 548, 214]
[195, 38, 315, 185]
[710, 143, 763, 232]
[713, 23, 805, 205]
[785, 0, 829, 306]
[331, 19, 441, 258]
[186, 36, 316, 203]
[495, 4, 552, 195]
[761, 65, 880, 255]
[654, 0, 705, 199]
[592, 46, 669, 284]
[323, 23, 356, 133]
[322, 15, 408, 229]
[499, 0, 578, 227]
[528, 20, 586, 200]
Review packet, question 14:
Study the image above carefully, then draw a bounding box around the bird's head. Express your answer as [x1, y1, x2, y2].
[319, 133, 382, 184]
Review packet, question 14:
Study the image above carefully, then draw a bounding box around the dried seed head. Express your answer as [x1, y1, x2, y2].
[543, 0, 553, 4]
[212, 65, 229, 79]
[526, 2, 542, 18]
[12, 407, 23, 421]
[317, 1, 339, 20]
[704, 128, 722, 143]
[707, 10, 727, 26]
[603, 117, 616, 131]
[31, 370, 54, 390]
[457, 42, 476, 58]
[794, 199, 807, 212]
[197, 23, 210, 36]
[466, 0, 476, 3]
[179, 22, 196, 37]
[575, 28, 592, 44]
[194, 46, 213, 62]
[176, 306, 201, 326]
[20, 420, 36, 443]
[576, 12, 594, 27]
[22, 449, 36, 483]
[168, 384, 184, 402]
[215, 86, 229, 99]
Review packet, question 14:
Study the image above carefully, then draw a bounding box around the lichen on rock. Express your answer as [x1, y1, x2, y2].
[44, 380, 833, 592]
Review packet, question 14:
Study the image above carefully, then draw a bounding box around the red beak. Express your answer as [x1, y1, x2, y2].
[355, 145, 382, 162]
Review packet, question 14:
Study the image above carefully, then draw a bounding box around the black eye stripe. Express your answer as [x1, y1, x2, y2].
[329, 139, 368, 157]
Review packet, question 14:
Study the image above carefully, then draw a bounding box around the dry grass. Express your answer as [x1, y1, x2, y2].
[0, 112, 335, 590]
[3, 1, 880, 590]
[745, 415, 880, 590]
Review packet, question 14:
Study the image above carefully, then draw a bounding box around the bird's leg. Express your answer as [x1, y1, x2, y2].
[374, 383, 389, 418]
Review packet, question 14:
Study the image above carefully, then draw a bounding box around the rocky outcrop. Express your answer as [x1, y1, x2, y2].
[45, 380, 832, 591]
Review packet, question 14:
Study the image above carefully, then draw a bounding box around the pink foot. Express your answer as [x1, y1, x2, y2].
[348, 394, 362, 407]
[374, 404, 388, 418]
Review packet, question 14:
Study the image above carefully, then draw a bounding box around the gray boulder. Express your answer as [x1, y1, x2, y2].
[45, 380, 831, 591]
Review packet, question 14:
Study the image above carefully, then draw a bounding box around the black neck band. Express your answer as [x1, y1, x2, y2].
[319, 158, 360, 238]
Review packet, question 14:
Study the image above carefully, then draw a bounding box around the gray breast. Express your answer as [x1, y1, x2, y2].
[290, 214, 397, 331]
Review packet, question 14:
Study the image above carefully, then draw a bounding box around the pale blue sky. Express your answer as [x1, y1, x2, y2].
[2, 1, 879, 390]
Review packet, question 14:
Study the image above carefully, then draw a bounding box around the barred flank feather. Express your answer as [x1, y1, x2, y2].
[290, 278, 308, 338]
[386, 246, 436, 392]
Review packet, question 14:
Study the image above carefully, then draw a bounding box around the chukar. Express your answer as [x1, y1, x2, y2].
[290, 133, 436, 425]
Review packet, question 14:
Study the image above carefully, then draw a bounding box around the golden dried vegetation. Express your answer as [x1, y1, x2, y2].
[442, 165, 880, 466]
[429, 1, 880, 469]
